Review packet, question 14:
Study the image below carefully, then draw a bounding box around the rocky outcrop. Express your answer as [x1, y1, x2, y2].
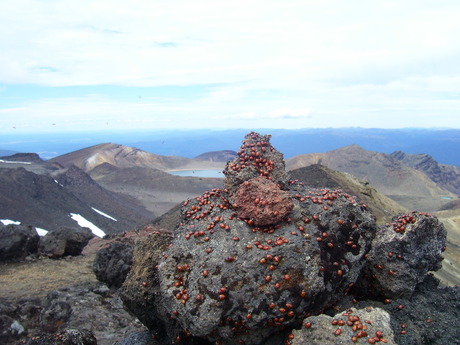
[390, 150, 460, 195]
[223, 132, 289, 194]
[2, 132, 456, 345]
[120, 132, 383, 345]
[0, 224, 39, 261]
[358, 212, 446, 298]
[38, 227, 95, 259]
[92, 226, 171, 289]
[292, 307, 396, 344]
[93, 239, 134, 288]
[0, 282, 148, 345]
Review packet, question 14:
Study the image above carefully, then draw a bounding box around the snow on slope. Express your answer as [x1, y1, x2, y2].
[91, 207, 117, 221]
[0, 159, 31, 164]
[70, 213, 106, 238]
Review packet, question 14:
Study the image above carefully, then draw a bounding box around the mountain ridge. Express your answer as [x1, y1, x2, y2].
[49, 142, 225, 173]
[390, 150, 460, 195]
[286, 144, 458, 212]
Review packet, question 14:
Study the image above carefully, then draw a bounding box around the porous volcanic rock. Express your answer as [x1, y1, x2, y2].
[223, 132, 290, 194]
[292, 307, 396, 345]
[234, 176, 294, 226]
[358, 212, 446, 298]
[38, 227, 95, 259]
[120, 132, 378, 345]
[92, 225, 171, 289]
[93, 239, 134, 288]
[0, 224, 39, 261]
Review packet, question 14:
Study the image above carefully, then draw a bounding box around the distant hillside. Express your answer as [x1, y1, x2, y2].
[0, 152, 43, 163]
[49, 143, 225, 173]
[195, 150, 237, 162]
[288, 164, 407, 224]
[286, 145, 458, 212]
[391, 150, 460, 195]
[89, 163, 223, 216]
[55, 165, 155, 227]
[0, 165, 154, 235]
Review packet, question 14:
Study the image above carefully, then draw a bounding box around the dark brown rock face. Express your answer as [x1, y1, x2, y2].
[119, 132, 448, 345]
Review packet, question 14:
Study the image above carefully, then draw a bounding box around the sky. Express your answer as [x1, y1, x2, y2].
[1, 0, 459, 133]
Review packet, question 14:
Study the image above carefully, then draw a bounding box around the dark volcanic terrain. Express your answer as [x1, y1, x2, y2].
[0, 133, 459, 345]
[0, 152, 154, 235]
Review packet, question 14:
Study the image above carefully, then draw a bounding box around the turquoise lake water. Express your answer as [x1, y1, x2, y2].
[168, 169, 224, 178]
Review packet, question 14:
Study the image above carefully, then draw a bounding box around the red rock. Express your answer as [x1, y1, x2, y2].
[234, 176, 293, 226]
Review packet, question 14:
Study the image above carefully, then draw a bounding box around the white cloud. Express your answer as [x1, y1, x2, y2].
[1, 0, 458, 87]
[217, 108, 312, 121]
[0, 0, 459, 130]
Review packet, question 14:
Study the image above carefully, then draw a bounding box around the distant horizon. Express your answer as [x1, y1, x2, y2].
[1, 127, 459, 167]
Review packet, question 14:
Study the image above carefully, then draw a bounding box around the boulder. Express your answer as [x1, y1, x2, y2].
[0, 224, 39, 261]
[120, 132, 377, 345]
[38, 227, 94, 258]
[93, 239, 134, 288]
[358, 212, 446, 298]
[292, 307, 396, 345]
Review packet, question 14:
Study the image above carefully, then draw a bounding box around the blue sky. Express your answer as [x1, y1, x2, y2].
[1, 0, 459, 133]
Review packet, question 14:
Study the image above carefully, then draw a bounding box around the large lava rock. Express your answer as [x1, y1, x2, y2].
[38, 227, 94, 258]
[93, 239, 134, 288]
[292, 307, 397, 345]
[357, 212, 446, 298]
[0, 224, 39, 261]
[120, 132, 378, 345]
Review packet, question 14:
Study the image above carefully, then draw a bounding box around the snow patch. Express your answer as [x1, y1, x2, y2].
[92, 207, 117, 221]
[36, 228, 49, 236]
[53, 179, 64, 187]
[70, 213, 106, 238]
[0, 159, 31, 164]
[0, 219, 21, 225]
